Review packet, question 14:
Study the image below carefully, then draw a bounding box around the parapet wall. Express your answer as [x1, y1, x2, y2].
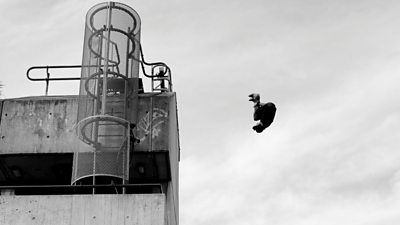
[0, 96, 85, 154]
[0, 94, 177, 154]
[0, 194, 165, 225]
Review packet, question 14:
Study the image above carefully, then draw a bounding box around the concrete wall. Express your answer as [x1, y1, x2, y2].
[166, 93, 180, 225]
[0, 194, 165, 225]
[0, 94, 180, 225]
[135, 93, 171, 152]
[0, 94, 177, 154]
[0, 94, 179, 225]
[0, 96, 90, 154]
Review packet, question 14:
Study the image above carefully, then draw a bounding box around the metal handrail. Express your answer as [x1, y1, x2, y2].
[26, 65, 84, 81]
[27, 65, 84, 96]
[26, 64, 120, 95]
[0, 183, 161, 189]
[26, 61, 173, 95]
[0, 183, 164, 193]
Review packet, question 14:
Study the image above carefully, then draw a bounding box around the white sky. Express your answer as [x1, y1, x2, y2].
[1, 0, 400, 224]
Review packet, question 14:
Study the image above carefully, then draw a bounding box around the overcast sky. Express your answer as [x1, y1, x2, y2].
[1, 0, 400, 224]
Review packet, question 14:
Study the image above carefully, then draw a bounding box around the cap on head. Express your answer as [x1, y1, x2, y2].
[248, 93, 260, 102]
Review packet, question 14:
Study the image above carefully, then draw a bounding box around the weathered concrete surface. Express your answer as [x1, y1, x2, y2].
[0, 96, 91, 154]
[0, 93, 178, 154]
[0, 194, 165, 225]
[166, 93, 180, 225]
[0, 94, 180, 225]
[135, 93, 173, 151]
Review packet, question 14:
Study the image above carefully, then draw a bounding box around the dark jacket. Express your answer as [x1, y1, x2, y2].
[254, 102, 276, 127]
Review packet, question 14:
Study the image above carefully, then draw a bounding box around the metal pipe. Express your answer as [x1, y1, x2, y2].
[101, 2, 113, 115]
[0, 183, 163, 190]
[26, 65, 107, 81]
[45, 66, 50, 96]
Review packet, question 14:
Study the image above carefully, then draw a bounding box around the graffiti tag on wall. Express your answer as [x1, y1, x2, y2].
[136, 108, 168, 142]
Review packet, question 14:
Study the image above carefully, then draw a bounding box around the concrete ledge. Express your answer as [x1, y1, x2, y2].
[0, 194, 165, 225]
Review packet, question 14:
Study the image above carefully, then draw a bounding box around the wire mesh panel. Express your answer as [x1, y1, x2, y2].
[73, 2, 141, 188]
[77, 1, 141, 123]
[72, 151, 126, 181]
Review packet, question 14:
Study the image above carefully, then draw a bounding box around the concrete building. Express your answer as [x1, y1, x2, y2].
[0, 2, 179, 225]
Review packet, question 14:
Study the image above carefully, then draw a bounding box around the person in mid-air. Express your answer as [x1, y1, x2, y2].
[249, 93, 276, 133]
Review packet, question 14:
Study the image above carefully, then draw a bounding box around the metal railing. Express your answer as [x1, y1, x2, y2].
[27, 65, 84, 96]
[0, 183, 164, 194]
[26, 63, 172, 94]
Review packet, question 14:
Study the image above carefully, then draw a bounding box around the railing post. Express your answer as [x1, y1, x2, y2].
[45, 66, 50, 96]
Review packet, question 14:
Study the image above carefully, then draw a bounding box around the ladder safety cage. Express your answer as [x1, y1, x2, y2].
[73, 2, 142, 194]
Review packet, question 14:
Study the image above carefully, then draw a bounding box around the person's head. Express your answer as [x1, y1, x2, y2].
[248, 93, 260, 103]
